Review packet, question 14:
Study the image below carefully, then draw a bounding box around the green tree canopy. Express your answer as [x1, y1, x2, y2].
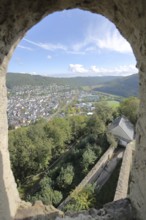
[57, 164, 74, 188]
[81, 146, 97, 173]
[86, 115, 106, 135]
[65, 184, 96, 211]
[69, 115, 87, 138]
[95, 101, 115, 123]
[44, 118, 72, 157]
[9, 127, 53, 182]
[8, 114, 109, 207]
[119, 97, 139, 124]
[31, 177, 63, 206]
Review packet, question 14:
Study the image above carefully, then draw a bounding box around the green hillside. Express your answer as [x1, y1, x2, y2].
[6, 72, 122, 89]
[6, 72, 138, 97]
[93, 74, 139, 97]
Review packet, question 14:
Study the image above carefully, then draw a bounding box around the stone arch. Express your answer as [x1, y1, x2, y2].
[0, 0, 146, 219]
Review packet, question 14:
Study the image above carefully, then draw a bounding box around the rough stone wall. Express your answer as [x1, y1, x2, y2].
[114, 141, 134, 201]
[130, 66, 146, 220]
[0, 0, 146, 219]
[0, 44, 21, 219]
[57, 199, 133, 220]
[15, 199, 133, 220]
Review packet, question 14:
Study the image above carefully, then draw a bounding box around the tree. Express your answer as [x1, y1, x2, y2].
[86, 115, 106, 135]
[65, 184, 96, 211]
[9, 124, 53, 183]
[69, 115, 87, 138]
[119, 97, 139, 124]
[27, 119, 46, 142]
[95, 101, 115, 123]
[81, 147, 97, 173]
[44, 118, 72, 156]
[57, 164, 74, 188]
[31, 177, 63, 206]
[106, 132, 118, 148]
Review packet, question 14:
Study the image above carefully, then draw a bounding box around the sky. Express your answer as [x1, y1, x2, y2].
[8, 9, 138, 77]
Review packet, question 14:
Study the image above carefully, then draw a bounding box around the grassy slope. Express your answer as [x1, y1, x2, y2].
[106, 101, 120, 108]
[93, 74, 139, 97]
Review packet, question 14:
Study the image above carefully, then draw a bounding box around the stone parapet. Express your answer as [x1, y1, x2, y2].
[114, 141, 135, 201]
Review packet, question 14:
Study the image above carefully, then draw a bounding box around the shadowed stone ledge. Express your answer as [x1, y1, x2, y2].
[62, 199, 135, 220]
[14, 200, 64, 220]
[14, 199, 135, 220]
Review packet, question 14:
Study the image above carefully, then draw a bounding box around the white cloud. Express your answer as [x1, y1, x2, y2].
[18, 45, 33, 51]
[69, 64, 137, 76]
[67, 50, 86, 55]
[47, 55, 52, 60]
[17, 71, 38, 75]
[23, 38, 67, 51]
[23, 18, 132, 55]
[69, 64, 88, 74]
[95, 29, 132, 53]
[71, 40, 88, 52]
[30, 72, 37, 75]
[85, 46, 97, 52]
[69, 18, 133, 54]
[90, 65, 101, 73]
[39, 42, 67, 51]
[91, 64, 137, 76]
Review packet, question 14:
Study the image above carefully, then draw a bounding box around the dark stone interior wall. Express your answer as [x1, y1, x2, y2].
[0, 1, 146, 219]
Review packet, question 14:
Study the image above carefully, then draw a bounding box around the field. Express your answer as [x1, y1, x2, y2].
[106, 100, 120, 109]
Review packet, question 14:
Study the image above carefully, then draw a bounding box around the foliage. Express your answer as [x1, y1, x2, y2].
[94, 102, 115, 123]
[9, 127, 53, 182]
[64, 161, 122, 211]
[93, 73, 138, 97]
[44, 118, 72, 157]
[106, 100, 120, 109]
[57, 164, 74, 188]
[81, 147, 97, 173]
[30, 177, 63, 206]
[7, 72, 121, 89]
[86, 114, 106, 135]
[9, 111, 113, 208]
[64, 184, 96, 211]
[106, 132, 118, 148]
[119, 96, 140, 124]
[68, 115, 87, 138]
[9, 117, 72, 183]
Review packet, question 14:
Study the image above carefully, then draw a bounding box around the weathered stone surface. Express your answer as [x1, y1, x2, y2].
[0, 62, 20, 219]
[114, 141, 134, 201]
[130, 65, 146, 220]
[14, 199, 134, 220]
[0, 0, 146, 219]
[56, 199, 134, 220]
[15, 200, 64, 220]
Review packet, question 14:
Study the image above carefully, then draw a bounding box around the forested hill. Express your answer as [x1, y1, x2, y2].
[6, 72, 122, 89]
[6, 72, 138, 97]
[93, 74, 139, 97]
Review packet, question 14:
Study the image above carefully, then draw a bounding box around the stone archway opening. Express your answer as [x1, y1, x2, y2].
[0, 1, 146, 220]
[7, 8, 138, 217]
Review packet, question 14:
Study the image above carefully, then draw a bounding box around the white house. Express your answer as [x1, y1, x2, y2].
[108, 116, 134, 147]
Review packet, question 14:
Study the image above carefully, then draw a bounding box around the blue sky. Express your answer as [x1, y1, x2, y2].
[8, 9, 137, 77]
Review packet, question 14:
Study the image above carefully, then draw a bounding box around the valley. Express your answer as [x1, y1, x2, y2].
[7, 72, 138, 213]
